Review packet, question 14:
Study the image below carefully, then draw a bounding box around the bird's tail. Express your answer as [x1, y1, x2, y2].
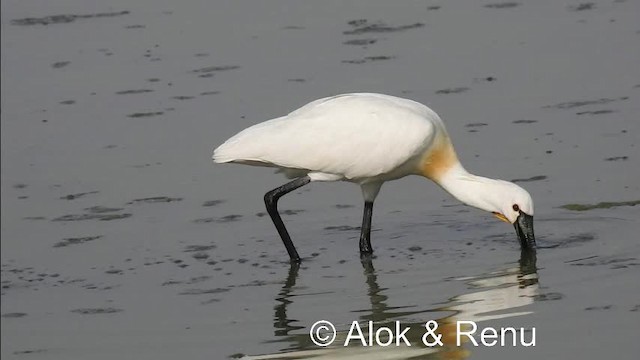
[212, 143, 234, 163]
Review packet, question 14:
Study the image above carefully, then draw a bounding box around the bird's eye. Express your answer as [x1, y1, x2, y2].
[512, 204, 520, 212]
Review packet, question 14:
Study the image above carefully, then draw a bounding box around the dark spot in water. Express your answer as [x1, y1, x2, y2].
[52, 213, 131, 221]
[201, 298, 221, 305]
[473, 76, 497, 83]
[256, 212, 267, 217]
[282, 25, 305, 30]
[194, 214, 242, 223]
[59, 100, 75, 105]
[576, 109, 616, 115]
[132, 162, 161, 168]
[334, 204, 354, 209]
[538, 233, 596, 249]
[13, 349, 47, 355]
[219, 214, 242, 222]
[436, 87, 469, 94]
[202, 199, 225, 207]
[116, 89, 153, 95]
[560, 200, 640, 211]
[54, 235, 102, 248]
[343, 38, 378, 46]
[533, 292, 564, 301]
[11, 10, 129, 26]
[568, 256, 637, 268]
[71, 307, 123, 315]
[569, 3, 595, 11]
[147, 78, 161, 82]
[128, 112, 163, 118]
[128, 196, 182, 204]
[344, 19, 424, 35]
[287, 78, 306, 82]
[23, 216, 46, 221]
[564, 255, 598, 264]
[513, 119, 538, 124]
[544, 97, 627, 109]
[281, 209, 305, 215]
[342, 56, 395, 64]
[13, 183, 28, 189]
[172, 95, 194, 100]
[184, 245, 217, 253]
[465, 122, 488, 128]
[125, 24, 145, 29]
[484, 2, 520, 9]
[585, 305, 613, 311]
[324, 225, 360, 231]
[200, 91, 220, 95]
[604, 156, 628, 161]
[52, 61, 70, 68]
[191, 65, 240, 74]
[162, 276, 211, 286]
[192, 253, 209, 260]
[511, 175, 547, 183]
[85, 206, 124, 213]
[179, 288, 230, 295]
[194, 53, 210, 57]
[2, 312, 27, 318]
[408, 246, 422, 252]
[427, 6, 441, 10]
[105, 269, 123, 275]
[60, 191, 98, 200]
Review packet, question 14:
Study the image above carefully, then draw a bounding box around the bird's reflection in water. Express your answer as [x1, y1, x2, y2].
[249, 249, 538, 359]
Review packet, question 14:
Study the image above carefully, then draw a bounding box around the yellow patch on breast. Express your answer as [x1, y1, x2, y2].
[419, 134, 459, 181]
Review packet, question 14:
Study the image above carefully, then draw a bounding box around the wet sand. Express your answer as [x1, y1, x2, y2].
[2, 0, 639, 359]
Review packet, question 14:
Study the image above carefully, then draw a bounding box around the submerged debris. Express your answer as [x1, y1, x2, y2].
[11, 11, 130, 26]
[544, 97, 628, 109]
[512, 175, 548, 183]
[484, 2, 520, 9]
[560, 200, 640, 211]
[344, 19, 424, 35]
[436, 87, 469, 95]
[127, 196, 182, 204]
[53, 236, 103, 248]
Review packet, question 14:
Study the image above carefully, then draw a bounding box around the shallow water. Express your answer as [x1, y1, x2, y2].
[2, 0, 640, 359]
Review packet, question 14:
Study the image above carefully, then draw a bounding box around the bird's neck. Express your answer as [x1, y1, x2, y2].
[417, 132, 501, 213]
[432, 163, 502, 213]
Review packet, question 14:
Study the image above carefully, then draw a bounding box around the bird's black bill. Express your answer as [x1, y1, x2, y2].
[514, 212, 535, 248]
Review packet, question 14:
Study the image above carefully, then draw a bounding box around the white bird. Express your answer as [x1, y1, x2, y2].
[213, 93, 535, 262]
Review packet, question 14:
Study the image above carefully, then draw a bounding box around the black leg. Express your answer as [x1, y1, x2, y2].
[359, 201, 374, 255]
[264, 176, 311, 262]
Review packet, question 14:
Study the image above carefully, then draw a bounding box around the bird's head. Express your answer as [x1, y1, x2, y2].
[488, 181, 535, 248]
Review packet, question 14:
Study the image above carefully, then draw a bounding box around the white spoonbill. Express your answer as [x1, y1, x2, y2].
[213, 93, 535, 262]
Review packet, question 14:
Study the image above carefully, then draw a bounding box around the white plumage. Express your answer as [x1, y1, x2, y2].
[214, 93, 441, 183]
[213, 93, 535, 261]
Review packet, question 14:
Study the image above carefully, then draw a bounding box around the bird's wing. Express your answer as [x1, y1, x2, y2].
[213, 94, 438, 180]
